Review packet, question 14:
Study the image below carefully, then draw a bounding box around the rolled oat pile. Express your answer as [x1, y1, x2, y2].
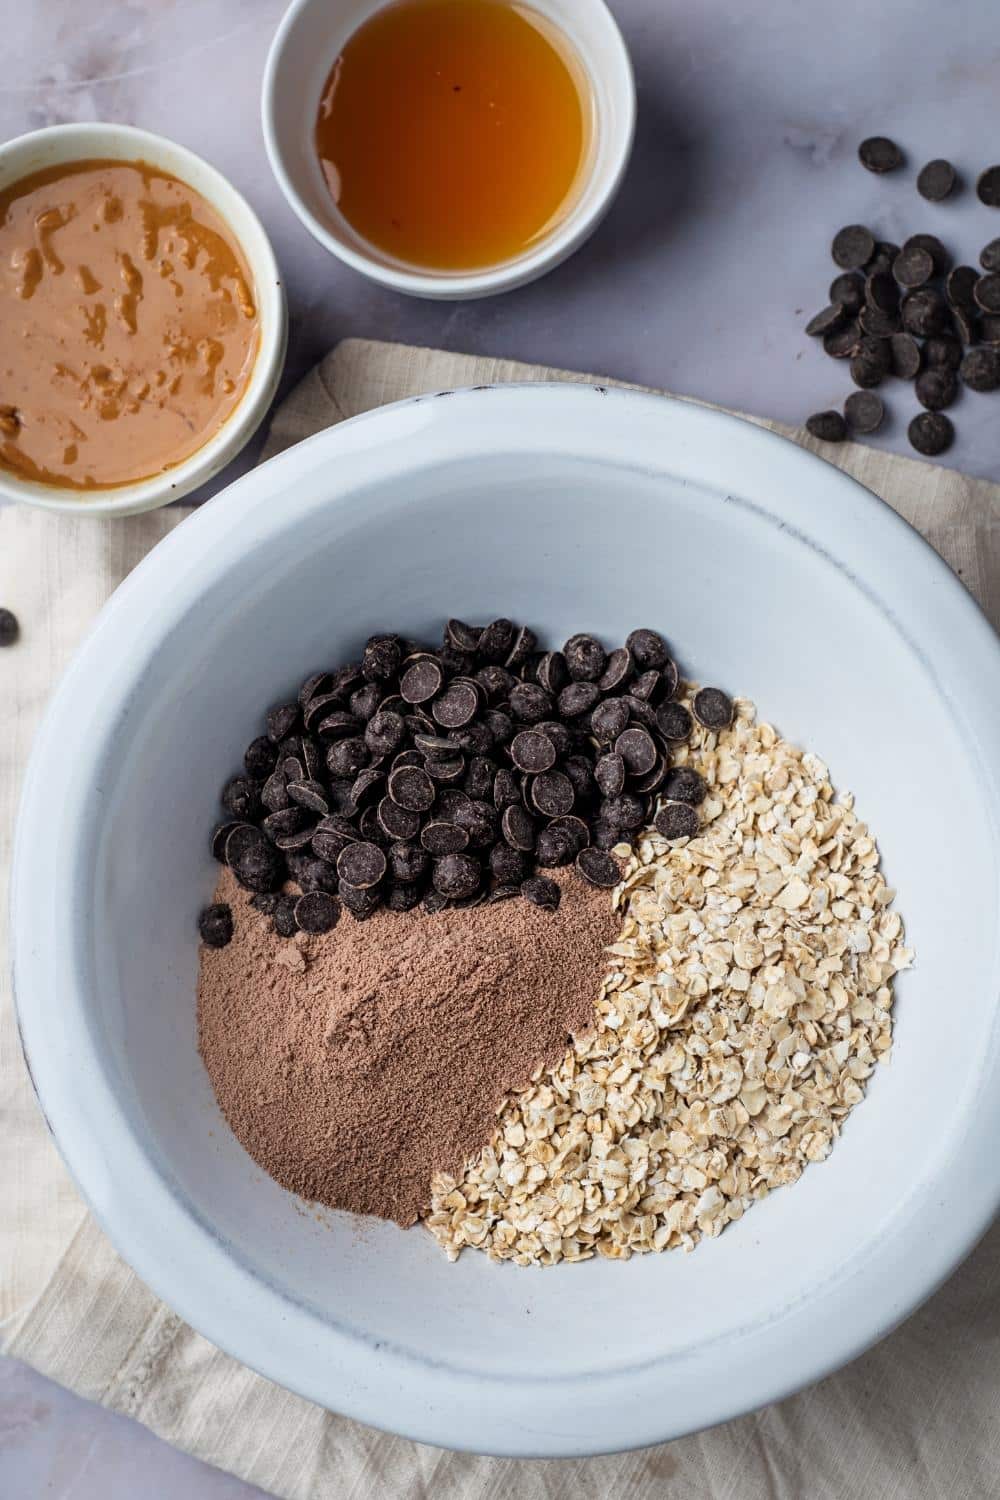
[426, 696, 912, 1265]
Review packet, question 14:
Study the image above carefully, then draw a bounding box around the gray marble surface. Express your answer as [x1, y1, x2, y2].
[3, 1, 999, 1495]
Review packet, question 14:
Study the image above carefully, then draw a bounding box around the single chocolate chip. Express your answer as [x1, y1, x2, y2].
[490, 844, 529, 883]
[656, 701, 693, 740]
[377, 796, 420, 841]
[961, 346, 1000, 391]
[420, 889, 448, 915]
[502, 624, 537, 673]
[266, 703, 299, 743]
[231, 831, 283, 893]
[626, 629, 669, 671]
[211, 820, 243, 861]
[399, 655, 443, 704]
[977, 166, 1000, 207]
[850, 336, 891, 388]
[662, 766, 707, 805]
[624, 693, 657, 728]
[558, 681, 601, 717]
[274, 826, 317, 852]
[493, 768, 521, 811]
[444, 619, 481, 653]
[243, 736, 277, 779]
[530, 771, 575, 817]
[483, 707, 514, 746]
[509, 681, 554, 723]
[361, 633, 402, 683]
[250, 892, 280, 914]
[448, 720, 493, 755]
[805, 303, 847, 337]
[521, 875, 560, 912]
[889, 332, 922, 380]
[563, 632, 606, 682]
[198, 903, 233, 948]
[511, 729, 557, 773]
[385, 882, 422, 912]
[311, 826, 352, 864]
[298, 670, 333, 707]
[915, 368, 957, 411]
[424, 753, 465, 783]
[0, 607, 19, 647]
[501, 802, 535, 851]
[575, 848, 621, 888]
[908, 411, 955, 455]
[287, 779, 330, 815]
[917, 158, 957, 201]
[632, 754, 668, 794]
[316, 709, 363, 742]
[892, 246, 933, 290]
[806, 410, 847, 442]
[630, 669, 666, 704]
[294, 891, 339, 934]
[336, 840, 387, 889]
[947, 265, 980, 310]
[866, 270, 900, 311]
[600, 792, 647, 830]
[339, 882, 381, 920]
[594, 752, 627, 798]
[906, 234, 952, 276]
[655, 803, 700, 840]
[389, 840, 429, 883]
[564, 755, 597, 805]
[598, 646, 633, 692]
[591, 697, 631, 744]
[295, 856, 339, 894]
[591, 820, 619, 850]
[387, 763, 435, 812]
[347, 768, 384, 810]
[844, 390, 885, 433]
[832, 225, 875, 270]
[431, 682, 480, 730]
[547, 814, 590, 854]
[974, 273, 1000, 315]
[534, 826, 575, 867]
[924, 336, 962, 372]
[980, 315, 1000, 344]
[823, 320, 862, 359]
[901, 289, 951, 338]
[615, 726, 658, 775]
[421, 820, 469, 854]
[693, 687, 734, 730]
[980, 239, 1000, 272]
[432, 852, 482, 898]
[281, 756, 304, 783]
[364, 709, 405, 757]
[536, 650, 569, 695]
[325, 736, 369, 779]
[222, 775, 262, 821]
[858, 136, 903, 174]
[262, 806, 309, 840]
[350, 683, 383, 722]
[869, 242, 900, 276]
[272, 897, 299, 938]
[829, 273, 866, 314]
[477, 618, 515, 663]
[536, 719, 573, 757]
[859, 305, 899, 338]
[953, 306, 978, 344]
[462, 754, 494, 800]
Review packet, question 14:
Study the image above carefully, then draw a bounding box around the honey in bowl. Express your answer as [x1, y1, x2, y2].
[314, 0, 593, 272]
[0, 159, 259, 491]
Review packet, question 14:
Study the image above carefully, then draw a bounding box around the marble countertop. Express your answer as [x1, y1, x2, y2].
[3, 1, 999, 1494]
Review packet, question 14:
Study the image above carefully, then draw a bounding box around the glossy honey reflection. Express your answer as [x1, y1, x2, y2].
[314, 0, 593, 272]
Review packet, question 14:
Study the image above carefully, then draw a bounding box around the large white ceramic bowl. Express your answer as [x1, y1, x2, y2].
[12, 385, 1000, 1456]
[0, 124, 287, 516]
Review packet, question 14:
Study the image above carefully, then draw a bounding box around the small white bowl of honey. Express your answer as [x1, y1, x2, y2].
[263, 0, 635, 299]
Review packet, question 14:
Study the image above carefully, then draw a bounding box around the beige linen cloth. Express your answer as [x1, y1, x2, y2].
[3, 338, 1000, 1499]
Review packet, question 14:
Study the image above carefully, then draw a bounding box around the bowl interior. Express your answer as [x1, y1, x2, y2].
[15, 386, 1000, 1452]
[264, 0, 634, 286]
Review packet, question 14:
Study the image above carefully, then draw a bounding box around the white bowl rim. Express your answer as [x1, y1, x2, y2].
[261, 0, 637, 300]
[11, 383, 1000, 1455]
[0, 122, 287, 516]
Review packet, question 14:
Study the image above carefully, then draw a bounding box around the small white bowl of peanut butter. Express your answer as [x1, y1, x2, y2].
[0, 123, 286, 516]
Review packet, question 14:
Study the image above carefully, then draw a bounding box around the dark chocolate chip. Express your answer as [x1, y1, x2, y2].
[385, 882, 422, 912]
[250, 892, 280, 914]
[520, 875, 560, 911]
[211, 820, 243, 861]
[536, 650, 569, 695]
[244, 735, 277, 778]
[483, 708, 514, 745]
[630, 669, 666, 704]
[222, 775, 262, 822]
[445, 619, 481, 652]
[976, 166, 1000, 207]
[557, 682, 600, 717]
[591, 697, 631, 744]
[823, 320, 862, 359]
[924, 336, 962, 372]
[591, 820, 619, 850]
[915, 368, 957, 411]
[350, 683, 382, 722]
[624, 693, 657, 728]
[421, 820, 470, 854]
[477, 618, 515, 663]
[832, 225, 875, 270]
[662, 766, 707, 805]
[432, 852, 482, 898]
[501, 802, 535, 851]
[509, 681, 554, 723]
[947, 265, 980, 309]
[536, 720, 573, 757]
[490, 844, 529, 883]
[600, 792, 647, 830]
[908, 411, 955, 456]
[339, 882, 381, 920]
[534, 826, 575, 867]
[274, 826, 319, 852]
[0, 608, 19, 647]
[266, 703, 299, 743]
[850, 335, 891, 388]
[961, 346, 1000, 391]
[892, 246, 933, 290]
[654, 803, 700, 840]
[431, 681, 479, 730]
[656, 701, 693, 740]
[564, 755, 597, 804]
[805, 410, 847, 442]
[858, 137, 903, 174]
[805, 303, 847, 337]
[287, 779, 330, 815]
[901, 289, 950, 338]
[889, 332, 922, 380]
[387, 763, 435, 811]
[230, 830, 283, 893]
[594, 752, 627, 797]
[399, 655, 443, 704]
[953, 306, 978, 344]
[980, 239, 1000, 273]
[364, 709, 406, 757]
[511, 729, 557, 773]
[389, 840, 429, 883]
[530, 771, 575, 817]
[973, 273, 1000, 315]
[905, 234, 951, 276]
[917, 158, 957, 201]
[424, 753, 465, 783]
[980, 315, 1000, 344]
[493, 768, 521, 811]
[262, 806, 309, 840]
[316, 709, 363, 741]
[295, 856, 339, 893]
[829, 273, 866, 314]
[198, 903, 233, 948]
[463, 754, 494, 800]
[361, 633, 402, 682]
[575, 848, 621, 888]
[270, 897, 297, 937]
[632, 754, 668, 794]
[504, 624, 538, 672]
[294, 891, 339, 933]
[377, 795, 420, 841]
[844, 390, 884, 434]
[859, 305, 899, 339]
[325, 736, 369, 779]
[625, 629, 669, 671]
[598, 646, 633, 692]
[693, 687, 734, 730]
[563, 632, 606, 682]
[336, 841, 387, 889]
[348, 768, 384, 809]
[614, 726, 658, 775]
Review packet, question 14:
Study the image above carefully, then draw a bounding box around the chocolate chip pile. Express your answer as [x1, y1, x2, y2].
[201, 621, 732, 944]
[804, 136, 1000, 456]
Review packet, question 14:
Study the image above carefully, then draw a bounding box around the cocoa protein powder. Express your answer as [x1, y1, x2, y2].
[198, 867, 618, 1226]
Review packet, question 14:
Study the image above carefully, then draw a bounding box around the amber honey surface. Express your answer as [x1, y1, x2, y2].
[314, 0, 592, 272]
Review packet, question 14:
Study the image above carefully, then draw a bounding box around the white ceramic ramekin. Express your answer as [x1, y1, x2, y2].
[262, 0, 636, 300]
[0, 124, 287, 517]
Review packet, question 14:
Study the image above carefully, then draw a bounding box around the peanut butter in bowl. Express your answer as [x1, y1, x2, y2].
[0, 151, 268, 500]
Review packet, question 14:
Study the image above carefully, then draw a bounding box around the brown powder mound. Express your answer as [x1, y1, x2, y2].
[198, 868, 618, 1226]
